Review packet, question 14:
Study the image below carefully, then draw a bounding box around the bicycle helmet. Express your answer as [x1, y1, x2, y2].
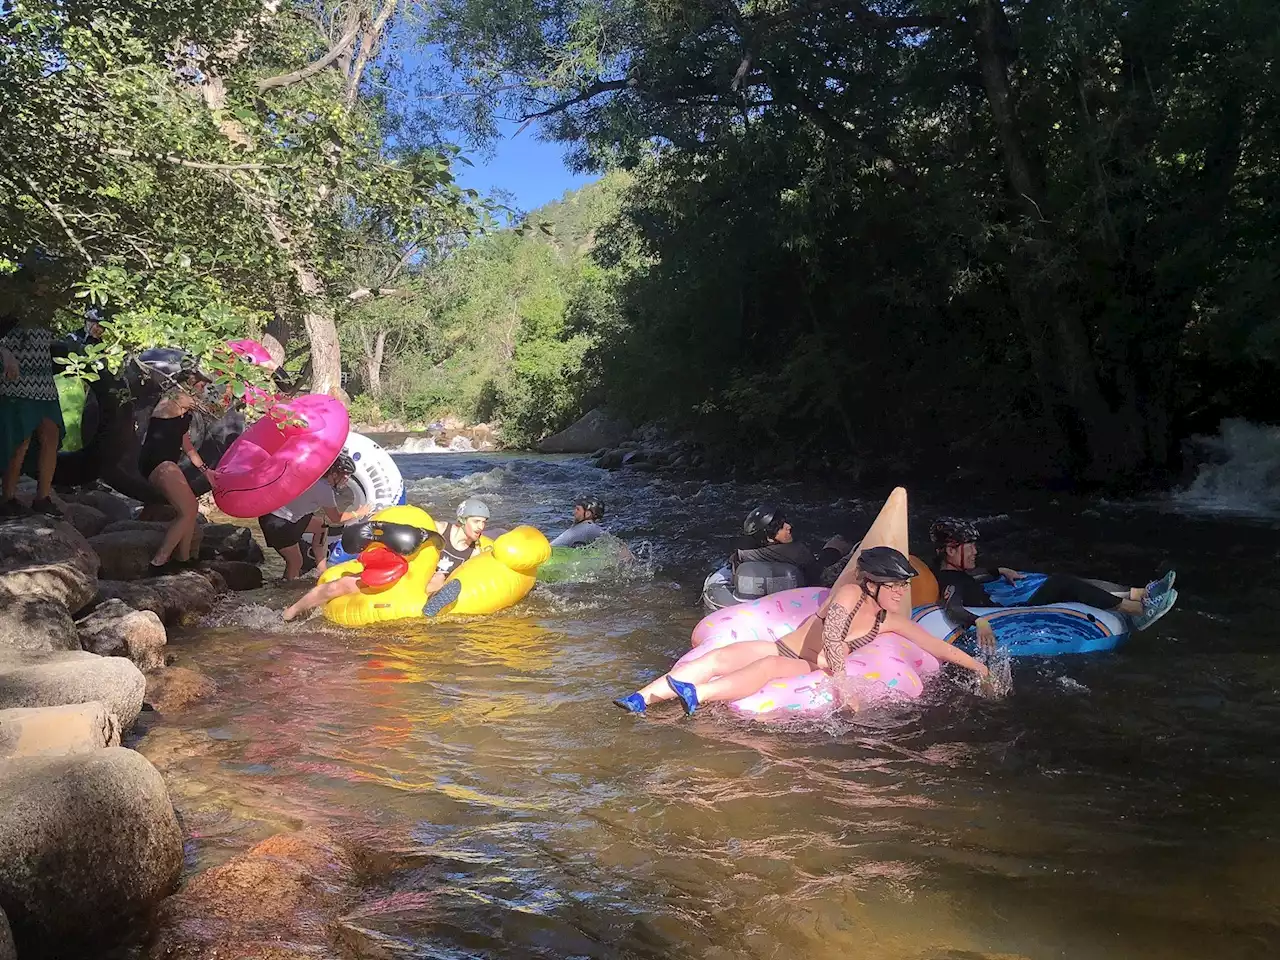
[329, 452, 357, 478]
[856, 546, 918, 583]
[573, 495, 604, 521]
[743, 504, 786, 540]
[930, 517, 979, 548]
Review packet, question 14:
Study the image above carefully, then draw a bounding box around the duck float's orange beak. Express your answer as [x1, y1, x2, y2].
[356, 543, 409, 588]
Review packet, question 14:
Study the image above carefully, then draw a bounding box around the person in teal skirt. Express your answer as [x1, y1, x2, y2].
[0, 257, 64, 518]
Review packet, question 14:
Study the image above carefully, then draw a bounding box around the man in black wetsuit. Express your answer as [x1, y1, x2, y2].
[730, 504, 852, 587]
[930, 517, 1177, 652]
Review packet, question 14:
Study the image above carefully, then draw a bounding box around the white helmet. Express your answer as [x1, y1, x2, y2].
[456, 497, 491, 520]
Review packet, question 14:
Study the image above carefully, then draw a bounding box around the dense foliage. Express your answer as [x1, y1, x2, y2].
[418, 0, 1280, 484]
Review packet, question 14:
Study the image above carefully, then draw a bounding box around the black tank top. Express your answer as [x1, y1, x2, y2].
[138, 412, 192, 476]
[436, 523, 478, 574]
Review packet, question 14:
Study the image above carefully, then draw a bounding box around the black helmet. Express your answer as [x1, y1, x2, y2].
[573, 495, 604, 520]
[930, 518, 979, 548]
[857, 546, 918, 583]
[329, 452, 357, 477]
[743, 504, 786, 539]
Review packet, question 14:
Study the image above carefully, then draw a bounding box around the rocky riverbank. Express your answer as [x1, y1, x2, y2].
[0, 489, 267, 959]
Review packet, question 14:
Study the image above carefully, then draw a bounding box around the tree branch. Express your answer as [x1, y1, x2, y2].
[346, 0, 398, 109]
[104, 147, 277, 171]
[515, 78, 637, 130]
[257, 17, 362, 90]
[751, 0, 952, 33]
[0, 165, 94, 264]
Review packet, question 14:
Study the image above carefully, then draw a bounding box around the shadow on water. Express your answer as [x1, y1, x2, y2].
[135, 451, 1280, 958]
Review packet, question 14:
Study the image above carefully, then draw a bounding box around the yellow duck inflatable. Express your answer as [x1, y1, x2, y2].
[319, 505, 551, 626]
[424, 524, 552, 617]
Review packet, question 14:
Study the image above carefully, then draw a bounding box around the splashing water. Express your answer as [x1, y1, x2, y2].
[1174, 418, 1280, 518]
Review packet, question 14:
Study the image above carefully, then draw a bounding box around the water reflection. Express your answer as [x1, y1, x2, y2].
[137, 452, 1280, 959]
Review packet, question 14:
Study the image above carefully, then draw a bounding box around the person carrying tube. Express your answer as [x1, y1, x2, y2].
[258, 452, 363, 581]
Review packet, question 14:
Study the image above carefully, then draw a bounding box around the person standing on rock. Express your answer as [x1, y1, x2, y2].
[258, 453, 359, 580]
[137, 357, 217, 574]
[0, 254, 65, 518]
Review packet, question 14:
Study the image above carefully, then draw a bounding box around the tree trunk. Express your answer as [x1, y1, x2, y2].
[362, 329, 386, 398]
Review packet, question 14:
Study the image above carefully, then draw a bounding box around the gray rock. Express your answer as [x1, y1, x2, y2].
[89, 522, 204, 581]
[0, 598, 79, 652]
[65, 489, 136, 522]
[0, 702, 120, 759]
[537, 407, 632, 454]
[0, 516, 99, 613]
[621, 449, 648, 465]
[58, 502, 109, 538]
[198, 523, 264, 563]
[0, 648, 145, 729]
[200, 560, 263, 591]
[0, 748, 182, 958]
[595, 449, 625, 470]
[97, 570, 220, 625]
[76, 600, 167, 671]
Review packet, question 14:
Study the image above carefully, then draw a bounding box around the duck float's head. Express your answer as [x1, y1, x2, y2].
[320, 505, 442, 626]
[490, 526, 553, 574]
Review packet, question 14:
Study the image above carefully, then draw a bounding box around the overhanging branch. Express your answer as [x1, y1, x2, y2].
[257, 18, 362, 90]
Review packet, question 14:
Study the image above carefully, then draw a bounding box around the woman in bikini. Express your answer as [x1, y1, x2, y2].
[614, 546, 989, 715]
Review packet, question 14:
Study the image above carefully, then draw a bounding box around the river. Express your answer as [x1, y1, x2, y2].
[134, 448, 1280, 958]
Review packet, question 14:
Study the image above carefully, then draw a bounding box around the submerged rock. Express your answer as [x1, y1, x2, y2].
[0, 748, 182, 958]
[76, 599, 167, 670]
[0, 702, 120, 759]
[144, 666, 217, 714]
[0, 648, 145, 729]
[149, 832, 357, 960]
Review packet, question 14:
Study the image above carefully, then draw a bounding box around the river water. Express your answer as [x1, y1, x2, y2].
[135, 449, 1280, 959]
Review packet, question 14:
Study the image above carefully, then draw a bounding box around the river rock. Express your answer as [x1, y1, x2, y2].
[0, 516, 99, 613]
[537, 407, 632, 454]
[198, 523, 264, 563]
[58, 501, 110, 538]
[594, 449, 625, 470]
[0, 648, 145, 729]
[200, 560, 263, 591]
[149, 832, 356, 960]
[145, 666, 216, 714]
[76, 600, 166, 670]
[0, 702, 120, 759]
[97, 570, 221, 625]
[90, 522, 205, 580]
[0, 909, 13, 960]
[66, 489, 136, 522]
[0, 748, 182, 957]
[136, 502, 179, 522]
[0, 598, 79, 653]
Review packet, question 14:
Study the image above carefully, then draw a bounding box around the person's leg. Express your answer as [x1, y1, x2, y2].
[147, 463, 198, 564]
[278, 544, 304, 580]
[3, 435, 31, 501]
[1028, 574, 1143, 615]
[690, 655, 815, 705]
[304, 514, 327, 573]
[283, 576, 359, 621]
[34, 417, 58, 500]
[630, 641, 781, 705]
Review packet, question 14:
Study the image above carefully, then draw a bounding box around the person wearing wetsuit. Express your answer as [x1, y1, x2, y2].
[931, 517, 1178, 652]
[550, 495, 607, 548]
[730, 504, 851, 587]
[137, 360, 215, 574]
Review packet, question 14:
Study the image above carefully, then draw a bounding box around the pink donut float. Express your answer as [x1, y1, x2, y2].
[212, 394, 349, 518]
[679, 587, 940, 717]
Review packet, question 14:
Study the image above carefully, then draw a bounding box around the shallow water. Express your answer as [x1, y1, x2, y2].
[136, 452, 1280, 958]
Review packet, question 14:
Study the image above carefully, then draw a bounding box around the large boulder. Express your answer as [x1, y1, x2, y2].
[198, 523, 264, 563]
[0, 748, 182, 958]
[90, 522, 203, 581]
[0, 598, 79, 653]
[76, 600, 166, 670]
[0, 648, 145, 729]
[200, 560, 263, 591]
[65, 489, 136, 523]
[0, 516, 99, 613]
[58, 501, 110, 538]
[536, 407, 632, 454]
[98, 570, 221, 625]
[0, 702, 120, 759]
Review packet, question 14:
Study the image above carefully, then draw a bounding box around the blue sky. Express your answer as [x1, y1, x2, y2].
[453, 121, 594, 215]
